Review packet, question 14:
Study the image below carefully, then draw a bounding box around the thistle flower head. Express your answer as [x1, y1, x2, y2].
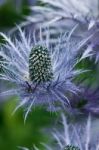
[11, 0, 99, 51]
[51, 114, 99, 150]
[0, 25, 92, 119]
[20, 0, 99, 56]
[64, 145, 80, 150]
[28, 0, 98, 29]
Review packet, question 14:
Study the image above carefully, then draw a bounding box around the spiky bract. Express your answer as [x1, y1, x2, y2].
[51, 114, 99, 150]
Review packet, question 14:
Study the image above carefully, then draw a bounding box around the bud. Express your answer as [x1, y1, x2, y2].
[64, 145, 80, 150]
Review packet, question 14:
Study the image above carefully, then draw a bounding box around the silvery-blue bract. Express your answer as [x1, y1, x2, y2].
[0, 26, 92, 120]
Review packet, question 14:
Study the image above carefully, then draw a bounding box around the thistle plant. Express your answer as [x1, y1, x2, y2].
[24, 0, 99, 41]
[30, 0, 98, 24]
[0, 24, 93, 120]
[50, 114, 99, 150]
[11, 0, 99, 45]
[19, 114, 99, 150]
[0, 1, 99, 150]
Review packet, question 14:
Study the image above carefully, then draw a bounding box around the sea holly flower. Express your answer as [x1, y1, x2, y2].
[21, 0, 99, 60]
[0, 26, 93, 120]
[29, 0, 98, 26]
[24, 0, 99, 40]
[51, 114, 99, 150]
[11, 0, 99, 54]
[19, 114, 99, 150]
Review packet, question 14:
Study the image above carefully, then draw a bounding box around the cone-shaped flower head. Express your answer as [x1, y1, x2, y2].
[29, 46, 53, 83]
[0, 26, 92, 119]
[64, 145, 80, 150]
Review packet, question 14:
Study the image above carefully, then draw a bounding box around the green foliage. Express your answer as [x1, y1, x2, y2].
[0, 0, 30, 29]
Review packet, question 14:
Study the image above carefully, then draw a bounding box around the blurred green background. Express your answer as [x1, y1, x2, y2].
[0, 1, 56, 149]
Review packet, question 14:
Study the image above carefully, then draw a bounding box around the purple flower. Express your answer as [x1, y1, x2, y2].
[29, 0, 98, 26]
[19, 114, 99, 150]
[24, 0, 98, 41]
[51, 114, 99, 150]
[0, 26, 92, 120]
